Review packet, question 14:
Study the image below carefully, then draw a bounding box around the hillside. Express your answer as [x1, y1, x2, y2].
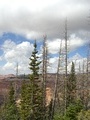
[0, 73, 89, 107]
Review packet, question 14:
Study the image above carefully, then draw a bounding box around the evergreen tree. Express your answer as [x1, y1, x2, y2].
[48, 99, 53, 120]
[64, 100, 83, 120]
[67, 62, 76, 107]
[53, 100, 83, 120]
[20, 41, 43, 120]
[29, 40, 43, 120]
[78, 110, 90, 120]
[29, 40, 41, 77]
[4, 82, 19, 120]
[20, 80, 32, 120]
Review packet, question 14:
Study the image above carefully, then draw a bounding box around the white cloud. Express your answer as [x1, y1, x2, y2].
[47, 39, 61, 54]
[3, 41, 33, 62]
[0, 40, 34, 74]
[0, 0, 89, 39]
[48, 57, 58, 73]
[68, 53, 87, 73]
[0, 0, 89, 74]
[26, 31, 43, 39]
[0, 39, 88, 74]
[47, 34, 88, 54]
[69, 34, 87, 51]
[3, 62, 14, 70]
[2, 40, 16, 52]
[48, 53, 87, 74]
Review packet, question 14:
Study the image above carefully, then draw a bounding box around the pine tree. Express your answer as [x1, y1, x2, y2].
[65, 100, 83, 120]
[20, 80, 32, 120]
[29, 40, 43, 120]
[48, 99, 53, 120]
[20, 41, 43, 120]
[67, 62, 76, 107]
[29, 40, 41, 77]
[4, 82, 19, 120]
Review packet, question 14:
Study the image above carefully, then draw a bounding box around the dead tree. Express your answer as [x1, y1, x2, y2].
[85, 43, 90, 110]
[42, 35, 48, 120]
[50, 40, 62, 120]
[16, 62, 18, 77]
[64, 18, 68, 112]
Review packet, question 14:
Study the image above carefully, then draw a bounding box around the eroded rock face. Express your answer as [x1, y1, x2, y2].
[46, 87, 53, 106]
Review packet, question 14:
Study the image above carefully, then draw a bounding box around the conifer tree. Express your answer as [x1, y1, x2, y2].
[29, 40, 43, 120]
[65, 100, 83, 120]
[4, 82, 19, 120]
[67, 62, 76, 107]
[30, 40, 41, 77]
[20, 41, 43, 120]
[20, 80, 32, 120]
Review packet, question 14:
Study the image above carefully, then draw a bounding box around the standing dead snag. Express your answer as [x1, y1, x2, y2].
[85, 43, 90, 110]
[42, 35, 48, 120]
[64, 18, 68, 112]
[50, 40, 62, 120]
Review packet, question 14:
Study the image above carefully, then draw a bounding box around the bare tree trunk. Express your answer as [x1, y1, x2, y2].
[50, 40, 62, 120]
[42, 35, 48, 120]
[85, 43, 90, 110]
[64, 18, 68, 113]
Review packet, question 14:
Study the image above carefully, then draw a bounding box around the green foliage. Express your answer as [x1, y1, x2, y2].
[64, 100, 83, 120]
[29, 40, 41, 77]
[4, 83, 19, 120]
[20, 40, 43, 120]
[78, 110, 90, 120]
[20, 80, 32, 120]
[54, 113, 64, 120]
[29, 41, 43, 120]
[54, 100, 83, 120]
[67, 62, 76, 107]
[48, 99, 53, 120]
[0, 104, 7, 120]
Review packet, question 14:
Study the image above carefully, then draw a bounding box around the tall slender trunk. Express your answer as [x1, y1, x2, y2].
[50, 40, 62, 120]
[42, 35, 48, 120]
[64, 18, 68, 112]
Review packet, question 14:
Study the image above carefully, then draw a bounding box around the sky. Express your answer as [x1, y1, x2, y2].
[0, 0, 90, 75]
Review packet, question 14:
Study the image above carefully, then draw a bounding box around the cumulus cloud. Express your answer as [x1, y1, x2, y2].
[47, 39, 61, 54]
[0, 0, 89, 39]
[68, 53, 87, 73]
[2, 40, 16, 52]
[47, 53, 87, 74]
[48, 57, 58, 73]
[0, 39, 88, 74]
[69, 34, 88, 51]
[0, 40, 34, 74]
[0, 0, 89, 74]
[47, 34, 88, 54]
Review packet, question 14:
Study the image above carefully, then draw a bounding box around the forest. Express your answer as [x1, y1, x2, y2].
[0, 0, 90, 119]
[0, 36, 90, 120]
